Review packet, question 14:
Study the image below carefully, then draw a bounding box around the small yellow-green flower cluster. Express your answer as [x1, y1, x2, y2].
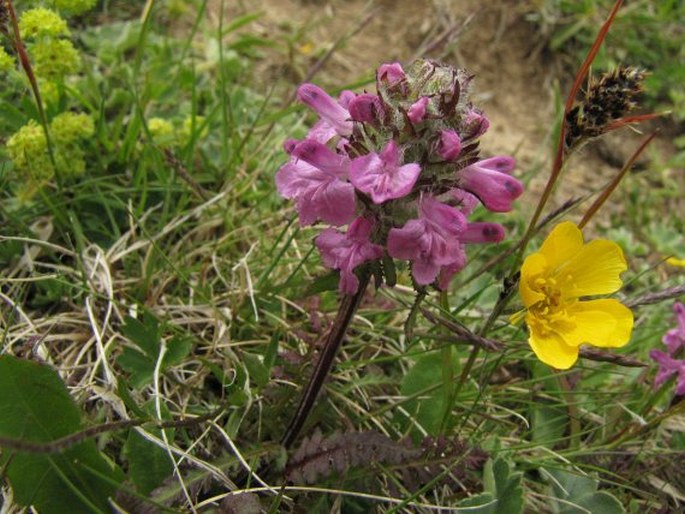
[7, 113, 95, 193]
[18, 7, 80, 84]
[19, 7, 70, 38]
[144, 116, 208, 148]
[0, 47, 15, 73]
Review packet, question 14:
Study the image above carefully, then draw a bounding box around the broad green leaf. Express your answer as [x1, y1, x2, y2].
[545, 468, 625, 514]
[123, 402, 174, 495]
[484, 457, 524, 514]
[0, 356, 123, 513]
[399, 351, 447, 436]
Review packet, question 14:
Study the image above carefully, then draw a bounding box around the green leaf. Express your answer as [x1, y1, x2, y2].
[123, 402, 174, 495]
[398, 351, 447, 437]
[484, 457, 524, 514]
[0, 356, 123, 513]
[545, 468, 625, 514]
[456, 492, 497, 513]
[116, 312, 192, 389]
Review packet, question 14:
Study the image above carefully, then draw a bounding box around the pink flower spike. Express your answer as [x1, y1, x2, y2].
[387, 196, 466, 285]
[377, 62, 405, 86]
[316, 217, 384, 294]
[291, 140, 350, 178]
[297, 83, 353, 137]
[477, 156, 517, 174]
[438, 130, 462, 161]
[275, 158, 356, 227]
[348, 93, 383, 123]
[459, 157, 523, 212]
[349, 140, 421, 204]
[461, 222, 505, 244]
[408, 96, 430, 124]
[650, 349, 685, 395]
[663, 302, 685, 354]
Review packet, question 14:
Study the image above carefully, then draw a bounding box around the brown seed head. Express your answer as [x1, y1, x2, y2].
[565, 67, 646, 150]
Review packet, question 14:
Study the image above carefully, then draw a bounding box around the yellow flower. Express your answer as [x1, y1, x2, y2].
[517, 221, 634, 369]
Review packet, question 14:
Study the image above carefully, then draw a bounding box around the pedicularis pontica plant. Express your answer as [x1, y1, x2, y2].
[1, 0, 685, 512]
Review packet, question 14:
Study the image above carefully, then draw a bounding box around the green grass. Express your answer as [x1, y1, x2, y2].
[0, 1, 684, 512]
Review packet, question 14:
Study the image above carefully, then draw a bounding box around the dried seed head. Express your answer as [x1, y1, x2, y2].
[565, 66, 646, 150]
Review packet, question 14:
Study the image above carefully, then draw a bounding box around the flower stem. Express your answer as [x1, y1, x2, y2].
[281, 270, 370, 449]
[5, 0, 62, 191]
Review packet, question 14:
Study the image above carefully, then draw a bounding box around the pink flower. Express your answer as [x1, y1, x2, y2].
[348, 93, 383, 123]
[451, 189, 480, 215]
[316, 217, 384, 294]
[297, 84, 353, 140]
[650, 350, 685, 395]
[349, 140, 421, 204]
[377, 62, 405, 86]
[387, 196, 466, 285]
[291, 139, 350, 177]
[408, 96, 430, 124]
[663, 302, 685, 354]
[459, 156, 523, 212]
[437, 129, 462, 161]
[462, 110, 490, 139]
[276, 140, 356, 226]
[436, 222, 505, 290]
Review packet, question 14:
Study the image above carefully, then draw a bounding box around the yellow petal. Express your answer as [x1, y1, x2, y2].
[561, 299, 634, 348]
[527, 316, 580, 369]
[666, 257, 685, 268]
[519, 252, 548, 308]
[538, 221, 584, 271]
[558, 240, 627, 297]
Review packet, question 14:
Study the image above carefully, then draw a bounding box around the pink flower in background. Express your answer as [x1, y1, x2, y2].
[349, 140, 421, 204]
[387, 196, 467, 285]
[650, 302, 685, 396]
[458, 156, 523, 212]
[437, 129, 462, 161]
[298, 84, 354, 141]
[663, 302, 685, 354]
[650, 350, 685, 395]
[316, 217, 384, 294]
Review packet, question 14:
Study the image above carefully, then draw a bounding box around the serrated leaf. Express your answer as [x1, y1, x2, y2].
[0, 356, 123, 513]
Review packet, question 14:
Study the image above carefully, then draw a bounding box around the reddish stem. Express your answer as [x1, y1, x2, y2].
[281, 271, 370, 449]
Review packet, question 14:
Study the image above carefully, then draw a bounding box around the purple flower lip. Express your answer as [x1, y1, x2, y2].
[316, 217, 384, 294]
[349, 140, 421, 204]
[297, 83, 353, 137]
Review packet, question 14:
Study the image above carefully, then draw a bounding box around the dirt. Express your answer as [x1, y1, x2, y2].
[218, 0, 673, 221]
